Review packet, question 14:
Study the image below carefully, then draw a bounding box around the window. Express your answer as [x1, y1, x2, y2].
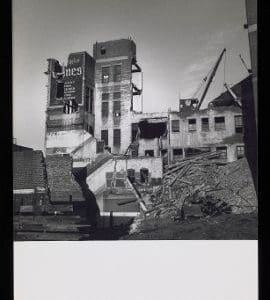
[96, 141, 104, 153]
[140, 168, 149, 183]
[113, 65, 121, 82]
[188, 119, 196, 131]
[201, 118, 209, 131]
[56, 81, 64, 98]
[145, 150, 154, 157]
[236, 145, 245, 159]
[161, 149, 168, 156]
[101, 130, 108, 146]
[214, 116, 225, 131]
[235, 115, 243, 133]
[113, 101, 121, 117]
[113, 129, 121, 147]
[85, 87, 90, 112]
[113, 92, 121, 99]
[173, 148, 183, 156]
[102, 67, 110, 83]
[131, 123, 139, 142]
[216, 146, 227, 159]
[102, 93, 109, 101]
[63, 100, 78, 114]
[89, 89, 94, 113]
[127, 169, 135, 183]
[100, 47, 106, 55]
[101, 102, 109, 118]
[171, 120, 180, 132]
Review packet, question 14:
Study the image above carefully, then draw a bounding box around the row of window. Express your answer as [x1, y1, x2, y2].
[102, 91, 121, 100]
[171, 115, 243, 133]
[100, 129, 121, 147]
[102, 101, 121, 118]
[145, 145, 245, 160]
[102, 65, 121, 83]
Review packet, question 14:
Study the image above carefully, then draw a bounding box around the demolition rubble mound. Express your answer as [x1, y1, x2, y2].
[148, 152, 257, 220]
[124, 152, 258, 239]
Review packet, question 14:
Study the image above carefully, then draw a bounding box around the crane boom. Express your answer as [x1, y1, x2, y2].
[197, 48, 226, 110]
[239, 54, 252, 74]
[224, 83, 242, 107]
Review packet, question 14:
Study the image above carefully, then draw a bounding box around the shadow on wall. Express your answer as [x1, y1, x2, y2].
[73, 171, 100, 227]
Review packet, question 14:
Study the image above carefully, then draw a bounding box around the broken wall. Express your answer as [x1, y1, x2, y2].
[86, 156, 163, 195]
[169, 106, 244, 162]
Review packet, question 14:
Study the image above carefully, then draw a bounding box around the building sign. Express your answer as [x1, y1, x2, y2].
[64, 53, 84, 104]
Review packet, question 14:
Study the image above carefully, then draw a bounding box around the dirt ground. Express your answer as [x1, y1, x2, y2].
[122, 212, 258, 240]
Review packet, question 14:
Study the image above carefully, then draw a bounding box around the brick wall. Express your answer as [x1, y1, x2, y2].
[94, 39, 136, 154]
[46, 154, 84, 203]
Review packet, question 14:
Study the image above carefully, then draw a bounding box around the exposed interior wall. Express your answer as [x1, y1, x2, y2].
[86, 156, 163, 194]
[46, 129, 92, 154]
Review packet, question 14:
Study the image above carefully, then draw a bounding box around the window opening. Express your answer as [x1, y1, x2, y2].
[188, 119, 197, 131]
[201, 118, 209, 131]
[101, 102, 109, 118]
[215, 116, 225, 131]
[171, 120, 180, 132]
[145, 150, 154, 157]
[113, 129, 121, 147]
[235, 115, 243, 133]
[101, 130, 108, 146]
[236, 145, 245, 159]
[102, 67, 110, 83]
[113, 65, 121, 82]
[113, 101, 121, 117]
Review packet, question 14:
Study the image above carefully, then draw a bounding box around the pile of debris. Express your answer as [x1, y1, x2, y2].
[139, 151, 257, 221]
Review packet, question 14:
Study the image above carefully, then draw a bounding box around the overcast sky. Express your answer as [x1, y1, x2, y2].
[13, 0, 251, 150]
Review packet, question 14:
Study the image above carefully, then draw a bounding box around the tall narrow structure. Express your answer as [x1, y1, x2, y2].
[45, 52, 95, 155]
[93, 38, 142, 154]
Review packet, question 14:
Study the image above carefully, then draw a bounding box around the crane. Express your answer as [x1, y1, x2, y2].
[224, 83, 242, 108]
[239, 54, 252, 75]
[196, 48, 226, 110]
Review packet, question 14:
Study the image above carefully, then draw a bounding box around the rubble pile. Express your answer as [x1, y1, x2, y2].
[143, 151, 257, 220]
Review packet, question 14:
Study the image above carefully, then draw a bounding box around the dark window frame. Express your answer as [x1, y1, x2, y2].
[102, 93, 110, 101]
[101, 101, 109, 118]
[171, 120, 180, 132]
[188, 118, 197, 132]
[113, 65, 121, 82]
[214, 116, 226, 131]
[235, 115, 243, 133]
[113, 100, 121, 117]
[113, 129, 121, 147]
[145, 150, 154, 157]
[101, 129, 108, 146]
[236, 145, 245, 159]
[173, 148, 183, 156]
[102, 66, 110, 83]
[201, 117, 209, 131]
[113, 91, 121, 99]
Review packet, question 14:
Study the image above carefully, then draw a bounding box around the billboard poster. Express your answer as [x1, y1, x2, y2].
[64, 53, 84, 104]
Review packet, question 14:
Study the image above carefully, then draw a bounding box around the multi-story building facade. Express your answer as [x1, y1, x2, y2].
[93, 38, 142, 155]
[43, 39, 249, 206]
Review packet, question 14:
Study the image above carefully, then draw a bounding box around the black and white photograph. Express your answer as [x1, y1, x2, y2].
[13, 0, 257, 242]
[12, 1, 259, 299]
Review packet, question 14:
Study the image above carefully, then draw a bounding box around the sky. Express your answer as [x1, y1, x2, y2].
[13, 0, 251, 150]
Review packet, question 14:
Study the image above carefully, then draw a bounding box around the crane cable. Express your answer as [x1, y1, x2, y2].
[222, 49, 227, 93]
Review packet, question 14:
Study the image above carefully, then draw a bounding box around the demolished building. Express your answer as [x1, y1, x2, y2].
[14, 38, 255, 233]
